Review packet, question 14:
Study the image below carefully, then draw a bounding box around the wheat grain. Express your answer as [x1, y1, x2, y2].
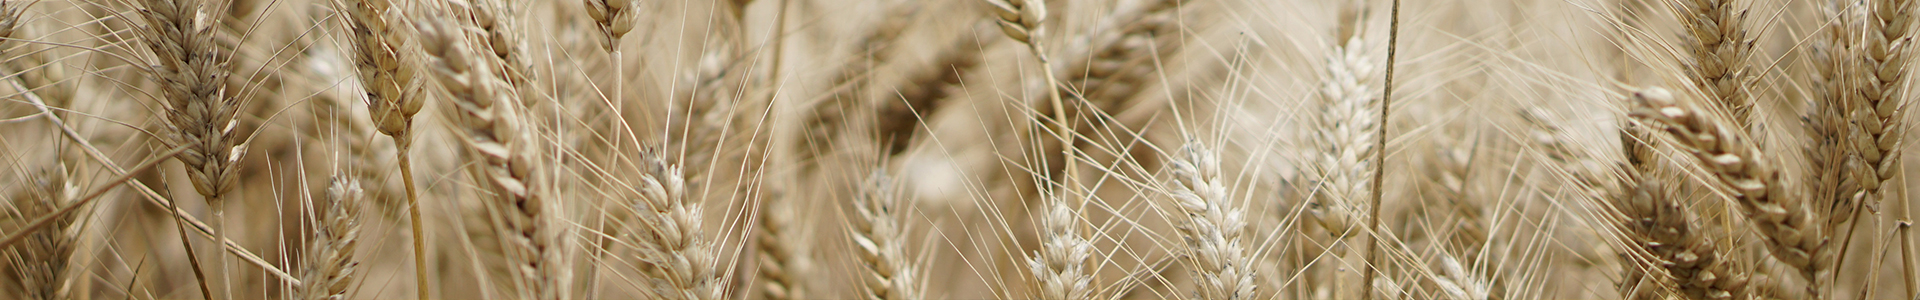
[1617, 175, 1751, 300]
[1169, 141, 1255, 300]
[1626, 87, 1826, 293]
[416, 13, 563, 299]
[299, 176, 362, 300]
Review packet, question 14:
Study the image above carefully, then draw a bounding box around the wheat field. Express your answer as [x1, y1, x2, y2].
[0, 0, 1915, 299]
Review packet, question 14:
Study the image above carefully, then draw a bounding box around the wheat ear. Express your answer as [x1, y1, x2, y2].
[1627, 87, 1826, 293]
[757, 187, 806, 300]
[1307, 33, 1380, 239]
[1618, 120, 1752, 300]
[1677, 0, 1757, 125]
[1855, 0, 1920, 294]
[1852, 0, 1912, 223]
[1028, 186, 1094, 300]
[851, 171, 921, 300]
[300, 176, 363, 300]
[875, 32, 989, 155]
[629, 148, 720, 300]
[416, 14, 562, 299]
[1061, 0, 1180, 110]
[337, 0, 431, 296]
[3, 168, 74, 300]
[132, 0, 237, 296]
[1805, 3, 1859, 229]
[1170, 141, 1255, 299]
[1616, 176, 1751, 300]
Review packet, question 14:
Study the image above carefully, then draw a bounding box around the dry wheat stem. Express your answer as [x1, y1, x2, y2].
[986, 0, 1085, 212]
[1627, 87, 1827, 294]
[630, 149, 721, 300]
[337, 0, 430, 296]
[416, 14, 563, 299]
[3, 168, 73, 300]
[1362, 1, 1401, 298]
[1028, 187, 1093, 300]
[299, 177, 362, 300]
[851, 171, 921, 300]
[1170, 142, 1256, 299]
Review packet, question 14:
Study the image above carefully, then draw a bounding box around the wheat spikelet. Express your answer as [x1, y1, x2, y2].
[2, 168, 74, 300]
[1626, 87, 1826, 292]
[1307, 33, 1380, 239]
[1676, 0, 1757, 125]
[299, 176, 363, 300]
[629, 148, 720, 300]
[849, 171, 920, 300]
[416, 14, 563, 299]
[582, 0, 637, 51]
[1169, 141, 1255, 300]
[1027, 187, 1093, 300]
[468, 0, 531, 91]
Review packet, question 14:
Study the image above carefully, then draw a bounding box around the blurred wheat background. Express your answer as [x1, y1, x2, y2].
[0, 0, 1915, 299]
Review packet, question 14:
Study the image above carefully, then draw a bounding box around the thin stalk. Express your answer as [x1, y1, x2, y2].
[1900, 166, 1917, 298]
[1030, 42, 1082, 212]
[399, 142, 428, 300]
[1360, 0, 1402, 298]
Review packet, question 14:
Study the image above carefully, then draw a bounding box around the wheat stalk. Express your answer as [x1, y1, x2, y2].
[850, 171, 921, 300]
[2, 168, 73, 300]
[299, 176, 363, 300]
[416, 13, 563, 299]
[1169, 141, 1255, 300]
[628, 148, 721, 300]
[1027, 187, 1094, 300]
[1626, 87, 1827, 295]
